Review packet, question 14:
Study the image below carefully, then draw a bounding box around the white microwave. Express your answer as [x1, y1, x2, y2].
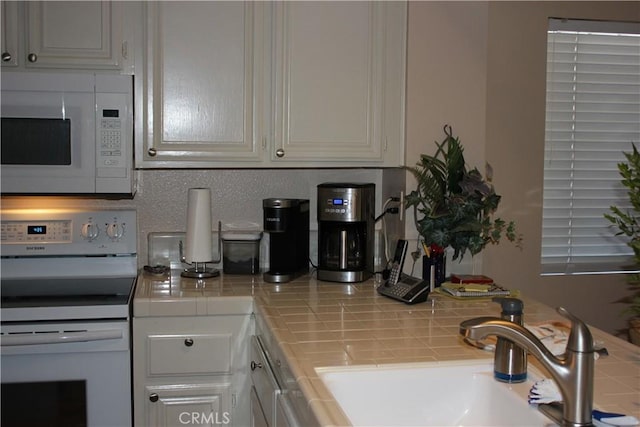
[1, 72, 134, 196]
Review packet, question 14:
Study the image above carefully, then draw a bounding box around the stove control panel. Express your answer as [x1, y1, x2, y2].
[1, 220, 72, 243]
[0, 209, 137, 256]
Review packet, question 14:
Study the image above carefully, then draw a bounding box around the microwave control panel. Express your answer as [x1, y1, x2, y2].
[96, 92, 130, 177]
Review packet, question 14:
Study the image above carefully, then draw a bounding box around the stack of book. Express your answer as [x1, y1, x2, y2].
[438, 274, 512, 298]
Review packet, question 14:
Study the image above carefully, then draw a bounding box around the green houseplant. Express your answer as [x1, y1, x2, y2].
[405, 125, 521, 263]
[604, 143, 640, 344]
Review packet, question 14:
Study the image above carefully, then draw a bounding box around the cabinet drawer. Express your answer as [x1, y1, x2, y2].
[147, 333, 231, 375]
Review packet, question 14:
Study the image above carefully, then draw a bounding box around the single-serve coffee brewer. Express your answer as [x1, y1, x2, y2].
[317, 183, 375, 283]
[263, 198, 310, 283]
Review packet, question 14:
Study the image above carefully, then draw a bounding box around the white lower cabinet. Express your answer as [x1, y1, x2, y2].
[250, 318, 318, 427]
[145, 383, 232, 427]
[133, 315, 252, 427]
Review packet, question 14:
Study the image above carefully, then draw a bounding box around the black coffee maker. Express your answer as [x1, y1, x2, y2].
[263, 198, 310, 283]
[317, 183, 375, 282]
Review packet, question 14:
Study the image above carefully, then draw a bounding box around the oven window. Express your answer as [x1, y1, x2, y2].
[1, 118, 72, 165]
[2, 380, 87, 427]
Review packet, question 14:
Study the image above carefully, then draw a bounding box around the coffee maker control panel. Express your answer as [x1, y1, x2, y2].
[323, 197, 350, 213]
[318, 183, 374, 222]
[320, 196, 361, 221]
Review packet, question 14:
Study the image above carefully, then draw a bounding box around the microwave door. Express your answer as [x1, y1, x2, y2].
[1, 84, 96, 194]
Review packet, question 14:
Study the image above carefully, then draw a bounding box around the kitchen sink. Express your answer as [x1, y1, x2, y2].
[316, 359, 554, 427]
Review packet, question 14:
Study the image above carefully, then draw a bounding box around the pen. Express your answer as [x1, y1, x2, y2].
[422, 241, 430, 257]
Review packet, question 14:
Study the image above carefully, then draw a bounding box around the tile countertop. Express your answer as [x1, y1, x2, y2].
[134, 271, 640, 426]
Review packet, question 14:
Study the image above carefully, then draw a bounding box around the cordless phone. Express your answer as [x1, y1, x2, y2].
[387, 239, 408, 286]
[377, 239, 430, 305]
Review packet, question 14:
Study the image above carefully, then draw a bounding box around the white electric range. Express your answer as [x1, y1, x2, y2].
[0, 208, 137, 427]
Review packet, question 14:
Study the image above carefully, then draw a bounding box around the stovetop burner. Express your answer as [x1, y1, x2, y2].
[1, 276, 136, 322]
[1, 276, 136, 307]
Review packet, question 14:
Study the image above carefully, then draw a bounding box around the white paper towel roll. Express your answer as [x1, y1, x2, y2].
[185, 188, 213, 263]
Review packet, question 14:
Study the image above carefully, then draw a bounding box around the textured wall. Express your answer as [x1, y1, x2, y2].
[2, 168, 404, 269]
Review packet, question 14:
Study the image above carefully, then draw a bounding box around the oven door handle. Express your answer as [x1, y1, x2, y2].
[1, 329, 123, 346]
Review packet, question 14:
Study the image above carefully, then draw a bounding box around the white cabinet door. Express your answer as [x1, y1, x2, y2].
[140, 1, 267, 167]
[271, 1, 406, 166]
[1, 2, 19, 67]
[25, 1, 123, 69]
[145, 383, 232, 427]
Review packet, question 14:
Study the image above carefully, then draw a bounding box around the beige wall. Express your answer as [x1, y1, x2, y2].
[406, 1, 640, 335]
[405, 1, 490, 275]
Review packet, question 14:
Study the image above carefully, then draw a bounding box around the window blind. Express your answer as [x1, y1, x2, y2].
[542, 18, 640, 275]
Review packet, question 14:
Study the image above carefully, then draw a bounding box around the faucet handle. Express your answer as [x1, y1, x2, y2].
[557, 307, 594, 353]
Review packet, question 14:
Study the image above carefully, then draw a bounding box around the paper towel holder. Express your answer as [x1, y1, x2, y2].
[180, 221, 222, 279]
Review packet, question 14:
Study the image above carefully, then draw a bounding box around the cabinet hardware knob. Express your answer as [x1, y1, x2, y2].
[27, 53, 37, 62]
[148, 148, 157, 157]
[276, 148, 285, 158]
[149, 393, 159, 402]
[250, 361, 262, 371]
[184, 338, 194, 347]
[1, 52, 11, 62]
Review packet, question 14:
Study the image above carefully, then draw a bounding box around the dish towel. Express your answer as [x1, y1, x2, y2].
[528, 379, 640, 426]
[472, 321, 570, 354]
[525, 321, 570, 355]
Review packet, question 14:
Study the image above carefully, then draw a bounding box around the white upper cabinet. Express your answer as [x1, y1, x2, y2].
[138, 1, 267, 166]
[271, 1, 406, 166]
[1, 2, 19, 67]
[2, 1, 127, 70]
[136, 1, 407, 168]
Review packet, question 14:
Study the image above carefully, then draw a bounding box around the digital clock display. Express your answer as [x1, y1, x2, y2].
[102, 109, 119, 118]
[27, 225, 47, 235]
[332, 199, 344, 206]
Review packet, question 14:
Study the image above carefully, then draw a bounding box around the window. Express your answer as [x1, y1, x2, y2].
[541, 18, 640, 275]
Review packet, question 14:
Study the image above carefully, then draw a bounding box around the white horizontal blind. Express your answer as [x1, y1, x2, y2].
[542, 19, 640, 275]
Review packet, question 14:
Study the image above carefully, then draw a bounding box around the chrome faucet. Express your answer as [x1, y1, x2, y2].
[460, 307, 595, 427]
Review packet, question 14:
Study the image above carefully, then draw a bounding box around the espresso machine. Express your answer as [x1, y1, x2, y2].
[317, 183, 375, 282]
[263, 198, 310, 283]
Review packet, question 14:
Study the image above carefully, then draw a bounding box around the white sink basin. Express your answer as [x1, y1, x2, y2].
[316, 359, 554, 427]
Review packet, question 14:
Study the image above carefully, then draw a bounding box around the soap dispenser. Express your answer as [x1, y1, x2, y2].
[492, 297, 527, 383]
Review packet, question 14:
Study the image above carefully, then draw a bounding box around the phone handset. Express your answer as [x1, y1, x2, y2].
[387, 239, 408, 286]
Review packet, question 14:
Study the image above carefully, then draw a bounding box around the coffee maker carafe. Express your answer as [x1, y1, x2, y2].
[263, 198, 310, 283]
[317, 183, 375, 283]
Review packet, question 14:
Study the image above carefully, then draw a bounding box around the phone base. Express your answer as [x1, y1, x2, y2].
[377, 275, 431, 304]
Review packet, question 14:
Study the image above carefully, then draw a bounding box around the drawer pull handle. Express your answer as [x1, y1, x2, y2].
[149, 393, 159, 402]
[250, 361, 262, 371]
[184, 338, 194, 347]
